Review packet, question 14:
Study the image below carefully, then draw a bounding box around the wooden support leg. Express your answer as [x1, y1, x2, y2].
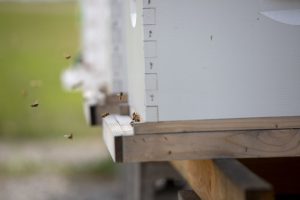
[122, 162, 186, 200]
[178, 190, 201, 200]
[172, 159, 274, 200]
[122, 163, 141, 200]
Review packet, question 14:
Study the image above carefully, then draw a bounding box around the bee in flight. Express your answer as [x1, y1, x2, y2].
[64, 53, 72, 60]
[64, 133, 73, 140]
[31, 100, 39, 108]
[101, 112, 110, 118]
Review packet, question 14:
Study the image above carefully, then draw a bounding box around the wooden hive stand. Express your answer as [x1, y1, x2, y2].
[102, 114, 300, 200]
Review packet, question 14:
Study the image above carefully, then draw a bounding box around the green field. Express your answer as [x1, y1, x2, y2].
[0, 2, 99, 140]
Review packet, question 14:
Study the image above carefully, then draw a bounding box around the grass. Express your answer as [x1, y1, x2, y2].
[0, 158, 116, 178]
[62, 159, 117, 178]
[0, 2, 100, 140]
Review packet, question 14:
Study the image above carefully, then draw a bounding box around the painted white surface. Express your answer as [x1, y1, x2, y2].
[145, 106, 158, 121]
[259, 0, 300, 11]
[125, 0, 146, 120]
[61, 0, 111, 105]
[143, 8, 156, 25]
[145, 58, 158, 73]
[144, 41, 157, 58]
[145, 91, 159, 106]
[126, 0, 300, 121]
[109, 0, 129, 93]
[145, 74, 158, 90]
[261, 9, 300, 26]
[160, 0, 300, 120]
[259, 0, 300, 25]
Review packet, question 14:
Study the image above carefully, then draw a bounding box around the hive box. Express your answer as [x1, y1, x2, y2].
[124, 0, 300, 122]
[81, 0, 128, 95]
[80, 0, 129, 125]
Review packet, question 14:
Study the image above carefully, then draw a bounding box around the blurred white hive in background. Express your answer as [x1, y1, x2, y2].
[61, 0, 128, 105]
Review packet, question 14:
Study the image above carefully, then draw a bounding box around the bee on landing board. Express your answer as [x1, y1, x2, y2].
[132, 112, 140, 122]
[64, 133, 73, 140]
[101, 112, 110, 118]
[31, 100, 39, 108]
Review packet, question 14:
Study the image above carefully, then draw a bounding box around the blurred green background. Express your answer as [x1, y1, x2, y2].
[0, 2, 100, 140]
[0, 0, 117, 183]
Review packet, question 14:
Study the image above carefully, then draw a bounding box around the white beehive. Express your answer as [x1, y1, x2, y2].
[124, 0, 300, 122]
[80, 0, 128, 96]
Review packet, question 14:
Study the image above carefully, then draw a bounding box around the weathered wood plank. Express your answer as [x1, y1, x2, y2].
[133, 116, 300, 134]
[121, 129, 300, 162]
[172, 159, 274, 200]
[102, 115, 133, 162]
[178, 190, 201, 200]
[103, 115, 300, 162]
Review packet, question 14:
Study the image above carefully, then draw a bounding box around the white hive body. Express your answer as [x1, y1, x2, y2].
[124, 0, 300, 122]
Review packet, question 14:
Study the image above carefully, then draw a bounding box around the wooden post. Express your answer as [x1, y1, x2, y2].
[172, 159, 274, 200]
[178, 190, 201, 200]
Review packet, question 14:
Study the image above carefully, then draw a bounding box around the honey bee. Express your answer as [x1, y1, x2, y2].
[132, 112, 140, 122]
[31, 100, 39, 108]
[64, 133, 73, 140]
[64, 53, 72, 60]
[101, 112, 110, 118]
[118, 92, 124, 101]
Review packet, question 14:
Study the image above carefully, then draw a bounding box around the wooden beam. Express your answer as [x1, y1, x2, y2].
[178, 190, 201, 200]
[103, 115, 300, 162]
[120, 129, 300, 162]
[133, 116, 300, 134]
[172, 159, 274, 200]
[102, 115, 133, 162]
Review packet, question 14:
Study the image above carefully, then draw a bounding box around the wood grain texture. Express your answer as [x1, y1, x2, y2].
[102, 115, 133, 162]
[172, 159, 273, 200]
[102, 115, 300, 162]
[133, 116, 300, 134]
[121, 129, 300, 162]
[178, 190, 201, 200]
